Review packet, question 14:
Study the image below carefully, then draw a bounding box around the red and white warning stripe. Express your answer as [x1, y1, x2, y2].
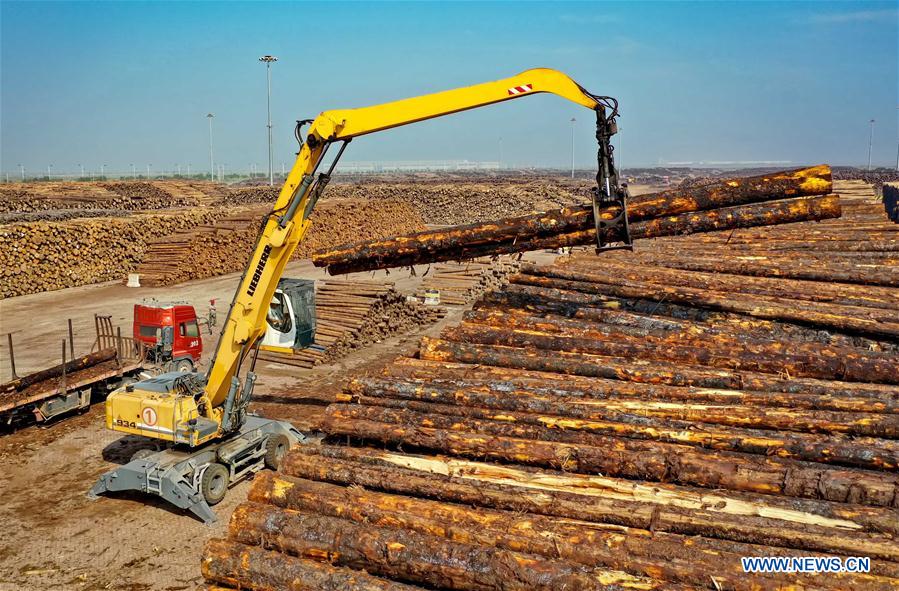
[507, 84, 533, 96]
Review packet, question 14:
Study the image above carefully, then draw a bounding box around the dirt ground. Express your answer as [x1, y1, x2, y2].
[0, 247, 551, 590]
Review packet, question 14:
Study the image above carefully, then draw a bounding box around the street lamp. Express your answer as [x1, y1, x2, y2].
[207, 113, 215, 181]
[569, 117, 576, 179]
[259, 55, 278, 186]
[867, 119, 875, 171]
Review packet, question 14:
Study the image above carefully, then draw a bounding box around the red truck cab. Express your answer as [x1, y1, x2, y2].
[133, 301, 203, 371]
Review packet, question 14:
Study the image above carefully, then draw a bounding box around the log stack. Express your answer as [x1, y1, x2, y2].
[257, 280, 444, 370]
[204, 177, 899, 591]
[312, 166, 838, 274]
[0, 209, 224, 298]
[135, 198, 426, 287]
[414, 257, 520, 306]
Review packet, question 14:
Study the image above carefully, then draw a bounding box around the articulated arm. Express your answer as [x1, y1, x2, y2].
[203, 68, 613, 426]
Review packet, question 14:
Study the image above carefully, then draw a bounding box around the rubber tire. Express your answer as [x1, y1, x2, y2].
[264, 434, 290, 470]
[173, 359, 193, 373]
[201, 463, 229, 505]
[131, 449, 155, 462]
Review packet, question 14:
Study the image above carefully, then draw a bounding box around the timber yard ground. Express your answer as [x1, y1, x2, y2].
[1, 172, 898, 591]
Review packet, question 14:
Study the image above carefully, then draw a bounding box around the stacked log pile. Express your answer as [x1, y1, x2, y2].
[414, 257, 520, 305]
[0, 181, 201, 212]
[213, 180, 590, 223]
[257, 280, 444, 369]
[135, 198, 425, 287]
[313, 166, 838, 275]
[0, 209, 224, 298]
[205, 177, 899, 590]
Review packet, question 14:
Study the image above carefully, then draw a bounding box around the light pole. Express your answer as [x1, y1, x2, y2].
[131, 163, 136, 179]
[569, 117, 576, 178]
[147, 164, 151, 179]
[187, 164, 191, 177]
[47, 164, 52, 180]
[207, 113, 215, 181]
[78, 164, 84, 178]
[18, 164, 24, 181]
[259, 55, 278, 186]
[867, 119, 875, 171]
[100, 164, 106, 178]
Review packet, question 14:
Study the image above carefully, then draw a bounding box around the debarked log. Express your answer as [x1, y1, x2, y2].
[343, 379, 899, 470]
[247, 472, 899, 591]
[202, 538, 424, 590]
[280, 445, 899, 561]
[312, 176, 837, 274]
[228, 501, 683, 591]
[322, 404, 899, 508]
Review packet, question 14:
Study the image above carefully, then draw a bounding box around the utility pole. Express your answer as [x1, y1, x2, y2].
[570, 117, 576, 179]
[867, 119, 875, 171]
[147, 164, 151, 179]
[100, 164, 106, 178]
[259, 55, 278, 186]
[18, 164, 24, 181]
[47, 164, 52, 180]
[130, 163, 136, 179]
[207, 113, 215, 181]
[187, 163, 191, 177]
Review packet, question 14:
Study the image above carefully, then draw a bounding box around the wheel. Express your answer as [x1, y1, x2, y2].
[131, 448, 155, 462]
[200, 463, 229, 505]
[173, 359, 193, 373]
[264, 434, 290, 470]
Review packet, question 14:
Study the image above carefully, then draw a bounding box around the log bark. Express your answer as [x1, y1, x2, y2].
[387, 356, 899, 401]
[459, 308, 899, 385]
[247, 472, 899, 591]
[313, 166, 835, 273]
[417, 338, 899, 399]
[202, 539, 423, 591]
[0, 347, 117, 395]
[280, 445, 899, 561]
[344, 379, 899, 470]
[322, 404, 899, 508]
[228, 501, 679, 591]
[509, 272, 899, 341]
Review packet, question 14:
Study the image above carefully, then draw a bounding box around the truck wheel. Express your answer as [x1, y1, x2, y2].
[201, 463, 229, 505]
[174, 359, 193, 373]
[264, 434, 290, 470]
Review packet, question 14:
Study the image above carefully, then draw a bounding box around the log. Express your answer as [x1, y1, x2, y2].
[202, 539, 423, 591]
[313, 166, 835, 273]
[343, 379, 899, 470]
[385, 357, 899, 401]
[508, 272, 899, 341]
[248, 472, 899, 591]
[417, 338, 899, 399]
[457, 308, 899, 385]
[281, 445, 899, 560]
[228, 501, 679, 591]
[0, 347, 117, 395]
[442, 322, 899, 389]
[322, 404, 899, 507]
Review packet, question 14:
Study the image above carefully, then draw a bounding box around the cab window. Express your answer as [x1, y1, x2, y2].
[179, 321, 200, 338]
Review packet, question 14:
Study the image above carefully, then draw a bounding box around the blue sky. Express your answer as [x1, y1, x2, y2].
[1, 1, 897, 174]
